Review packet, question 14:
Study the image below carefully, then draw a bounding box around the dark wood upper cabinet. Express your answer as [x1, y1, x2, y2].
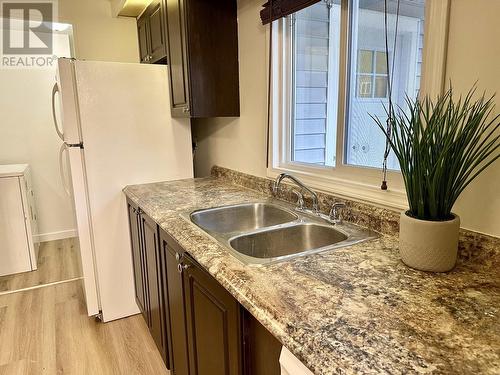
[137, 16, 150, 64]
[164, 0, 191, 117]
[183, 254, 242, 375]
[148, 1, 168, 62]
[138, 0, 240, 118]
[138, 0, 168, 64]
[182, 0, 240, 118]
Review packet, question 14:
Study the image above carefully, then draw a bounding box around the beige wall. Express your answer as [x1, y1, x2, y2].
[59, 0, 139, 62]
[0, 0, 139, 240]
[193, 0, 500, 237]
[0, 35, 76, 240]
[445, 0, 500, 237]
[193, 0, 268, 179]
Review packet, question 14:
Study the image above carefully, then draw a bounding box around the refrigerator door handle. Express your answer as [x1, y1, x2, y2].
[52, 83, 64, 141]
[59, 143, 72, 197]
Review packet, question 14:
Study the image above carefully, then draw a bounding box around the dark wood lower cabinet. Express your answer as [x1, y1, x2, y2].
[127, 198, 171, 369]
[162, 232, 190, 375]
[141, 212, 169, 365]
[242, 310, 282, 375]
[126, 200, 148, 324]
[127, 200, 282, 375]
[183, 254, 242, 375]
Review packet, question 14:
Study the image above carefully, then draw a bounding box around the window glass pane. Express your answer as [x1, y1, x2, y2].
[374, 76, 388, 98]
[291, 1, 341, 167]
[375, 51, 388, 74]
[358, 50, 374, 73]
[345, 0, 425, 170]
[357, 75, 373, 98]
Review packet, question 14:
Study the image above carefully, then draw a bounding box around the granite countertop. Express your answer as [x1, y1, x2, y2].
[124, 177, 500, 375]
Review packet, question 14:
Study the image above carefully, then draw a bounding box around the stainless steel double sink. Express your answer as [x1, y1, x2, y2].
[184, 201, 377, 265]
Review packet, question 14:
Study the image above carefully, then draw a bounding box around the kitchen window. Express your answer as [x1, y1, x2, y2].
[269, 0, 449, 207]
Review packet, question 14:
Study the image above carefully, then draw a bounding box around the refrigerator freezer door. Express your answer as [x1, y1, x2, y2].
[57, 58, 83, 144]
[72, 60, 193, 322]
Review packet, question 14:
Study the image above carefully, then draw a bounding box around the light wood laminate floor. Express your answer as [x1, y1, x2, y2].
[0, 239, 82, 293]
[0, 279, 169, 375]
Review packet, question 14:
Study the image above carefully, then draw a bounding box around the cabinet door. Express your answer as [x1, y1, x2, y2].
[127, 201, 147, 320]
[183, 255, 242, 375]
[165, 0, 191, 117]
[138, 15, 150, 63]
[242, 309, 282, 375]
[163, 236, 190, 375]
[185, 0, 240, 117]
[141, 213, 167, 361]
[158, 231, 173, 369]
[0, 177, 32, 276]
[148, 0, 168, 63]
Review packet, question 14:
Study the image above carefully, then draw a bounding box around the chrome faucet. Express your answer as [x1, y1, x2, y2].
[329, 202, 346, 224]
[273, 173, 319, 214]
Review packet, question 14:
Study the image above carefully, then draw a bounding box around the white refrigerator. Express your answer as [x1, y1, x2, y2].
[52, 58, 193, 322]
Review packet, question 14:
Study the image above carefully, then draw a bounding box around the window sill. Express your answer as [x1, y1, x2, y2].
[267, 165, 408, 212]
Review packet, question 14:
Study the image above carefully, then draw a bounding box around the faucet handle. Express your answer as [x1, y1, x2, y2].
[292, 190, 305, 210]
[329, 201, 346, 224]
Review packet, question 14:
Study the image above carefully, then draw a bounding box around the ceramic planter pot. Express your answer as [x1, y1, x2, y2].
[399, 212, 460, 272]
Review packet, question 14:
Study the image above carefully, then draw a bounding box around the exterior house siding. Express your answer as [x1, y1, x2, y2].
[293, 3, 330, 165]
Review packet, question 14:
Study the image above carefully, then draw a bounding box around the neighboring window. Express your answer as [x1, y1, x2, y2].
[287, 0, 426, 171]
[356, 49, 388, 99]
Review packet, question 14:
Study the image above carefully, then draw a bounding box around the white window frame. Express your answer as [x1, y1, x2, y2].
[267, 0, 450, 210]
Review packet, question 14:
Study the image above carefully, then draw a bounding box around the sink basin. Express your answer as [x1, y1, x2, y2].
[190, 203, 297, 234]
[230, 223, 348, 260]
[184, 200, 378, 265]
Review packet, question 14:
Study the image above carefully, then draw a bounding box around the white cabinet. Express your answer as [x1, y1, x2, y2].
[0, 164, 39, 276]
[280, 347, 315, 375]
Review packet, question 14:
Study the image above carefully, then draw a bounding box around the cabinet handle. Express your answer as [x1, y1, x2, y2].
[177, 263, 190, 274]
[175, 252, 183, 262]
[183, 106, 190, 114]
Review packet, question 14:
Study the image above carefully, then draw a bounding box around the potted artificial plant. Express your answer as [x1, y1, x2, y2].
[375, 88, 500, 272]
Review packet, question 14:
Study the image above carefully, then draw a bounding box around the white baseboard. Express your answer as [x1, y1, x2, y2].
[34, 229, 77, 243]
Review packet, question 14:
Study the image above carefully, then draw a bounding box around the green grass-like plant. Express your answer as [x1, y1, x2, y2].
[375, 87, 500, 221]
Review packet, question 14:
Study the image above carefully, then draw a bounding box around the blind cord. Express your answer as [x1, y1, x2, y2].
[381, 0, 401, 190]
